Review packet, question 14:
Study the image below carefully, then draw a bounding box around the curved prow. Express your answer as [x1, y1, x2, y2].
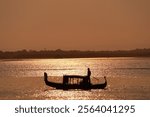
[104, 76, 107, 87]
[44, 72, 62, 89]
[44, 72, 48, 85]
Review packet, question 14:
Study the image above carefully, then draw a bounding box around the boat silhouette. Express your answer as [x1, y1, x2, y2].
[44, 72, 107, 90]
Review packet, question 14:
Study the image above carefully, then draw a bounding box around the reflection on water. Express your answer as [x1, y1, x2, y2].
[34, 88, 118, 100]
[0, 57, 150, 78]
[0, 57, 150, 99]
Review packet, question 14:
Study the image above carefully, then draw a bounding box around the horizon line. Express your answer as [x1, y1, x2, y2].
[1, 48, 150, 52]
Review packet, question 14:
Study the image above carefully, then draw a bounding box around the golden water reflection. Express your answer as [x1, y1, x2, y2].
[34, 90, 114, 100]
[1, 58, 150, 99]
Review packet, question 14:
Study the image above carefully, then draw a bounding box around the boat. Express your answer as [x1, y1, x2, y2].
[44, 72, 107, 90]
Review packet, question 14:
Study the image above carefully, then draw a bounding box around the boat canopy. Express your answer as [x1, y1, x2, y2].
[63, 75, 91, 85]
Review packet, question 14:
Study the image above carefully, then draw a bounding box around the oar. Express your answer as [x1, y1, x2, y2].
[92, 76, 99, 81]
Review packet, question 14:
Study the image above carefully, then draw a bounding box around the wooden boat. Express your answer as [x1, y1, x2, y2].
[44, 72, 107, 90]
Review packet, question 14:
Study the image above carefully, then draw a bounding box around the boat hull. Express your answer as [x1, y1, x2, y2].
[44, 72, 107, 90]
[45, 80, 106, 90]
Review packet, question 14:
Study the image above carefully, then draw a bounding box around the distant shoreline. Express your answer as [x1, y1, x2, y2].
[0, 48, 150, 59]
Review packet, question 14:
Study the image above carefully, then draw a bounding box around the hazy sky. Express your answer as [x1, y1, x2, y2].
[0, 0, 150, 51]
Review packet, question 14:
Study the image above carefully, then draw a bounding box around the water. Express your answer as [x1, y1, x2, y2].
[0, 57, 150, 79]
[0, 57, 150, 99]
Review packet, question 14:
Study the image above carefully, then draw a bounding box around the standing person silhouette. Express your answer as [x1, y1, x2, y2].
[87, 68, 91, 84]
[87, 68, 91, 77]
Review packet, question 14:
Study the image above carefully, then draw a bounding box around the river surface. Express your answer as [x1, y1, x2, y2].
[0, 57, 150, 79]
[0, 57, 150, 100]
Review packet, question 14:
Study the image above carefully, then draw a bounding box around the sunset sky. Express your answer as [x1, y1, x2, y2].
[0, 0, 150, 51]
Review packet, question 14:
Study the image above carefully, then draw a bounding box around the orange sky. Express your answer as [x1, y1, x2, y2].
[0, 0, 150, 51]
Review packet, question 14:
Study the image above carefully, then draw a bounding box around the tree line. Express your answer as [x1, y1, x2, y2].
[0, 48, 150, 59]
